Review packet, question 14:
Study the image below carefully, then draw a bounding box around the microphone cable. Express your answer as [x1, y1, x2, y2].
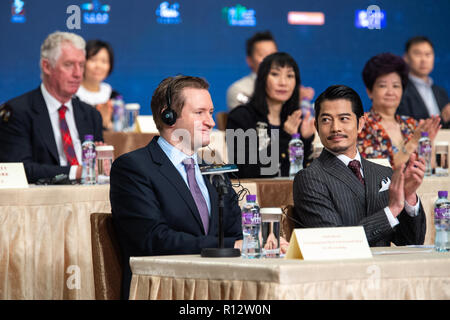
[205, 145, 250, 204]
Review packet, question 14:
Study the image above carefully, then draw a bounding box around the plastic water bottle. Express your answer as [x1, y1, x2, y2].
[241, 194, 261, 259]
[112, 95, 125, 132]
[300, 98, 314, 117]
[288, 133, 304, 178]
[434, 191, 450, 252]
[418, 132, 432, 176]
[81, 135, 96, 185]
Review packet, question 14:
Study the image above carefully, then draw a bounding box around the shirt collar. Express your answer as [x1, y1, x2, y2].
[40, 83, 73, 114]
[157, 136, 199, 167]
[409, 73, 433, 87]
[325, 147, 363, 167]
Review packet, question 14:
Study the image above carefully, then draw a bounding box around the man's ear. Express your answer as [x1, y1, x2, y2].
[314, 119, 319, 133]
[246, 56, 256, 73]
[403, 53, 410, 65]
[41, 59, 52, 77]
[357, 115, 366, 133]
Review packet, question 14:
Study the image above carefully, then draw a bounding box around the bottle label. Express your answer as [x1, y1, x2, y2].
[242, 212, 261, 225]
[83, 148, 96, 160]
[435, 207, 449, 219]
[289, 146, 303, 157]
[420, 145, 432, 154]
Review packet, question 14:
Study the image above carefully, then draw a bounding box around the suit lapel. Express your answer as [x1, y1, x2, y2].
[361, 158, 379, 217]
[72, 97, 88, 140]
[408, 83, 429, 118]
[432, 85, 445, 112]
[148, 139, 207, 233]
[31, 88, 59, 164]
[319, 150, 366, 200]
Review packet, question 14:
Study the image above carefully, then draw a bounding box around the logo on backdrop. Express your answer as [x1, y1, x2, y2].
[11, 0, 26, 23]
[222, 4, 256, 27]
[156, 1, 181, 24]
[81, 0, 110, 24]
[66, 0, 110, 30]
[355, 5, 385, 29]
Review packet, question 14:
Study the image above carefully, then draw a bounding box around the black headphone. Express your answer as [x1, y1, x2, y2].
[161, 80, 177, 126]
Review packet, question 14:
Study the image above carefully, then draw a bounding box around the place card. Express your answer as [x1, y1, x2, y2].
[135, 115, 159, 133]
[286, 226, 372, 260]
[0, 163, 29, 188]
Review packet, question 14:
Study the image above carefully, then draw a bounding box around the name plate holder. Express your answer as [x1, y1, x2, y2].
[286, 226, 372, 260]
[0, 163, 29, 189]
[135, 115, 159, 133]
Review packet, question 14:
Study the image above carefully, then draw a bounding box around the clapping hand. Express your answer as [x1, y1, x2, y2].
[403, 153, 425, 206]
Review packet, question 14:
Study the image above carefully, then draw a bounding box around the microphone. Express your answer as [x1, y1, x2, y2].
[199, 163, 241, 258]
[35, 173, 77, 185]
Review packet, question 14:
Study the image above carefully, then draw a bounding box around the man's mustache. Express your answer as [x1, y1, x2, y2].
[327, 134, 348, 140]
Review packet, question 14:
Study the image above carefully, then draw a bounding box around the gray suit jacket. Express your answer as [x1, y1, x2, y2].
[293, 149, 426, 246]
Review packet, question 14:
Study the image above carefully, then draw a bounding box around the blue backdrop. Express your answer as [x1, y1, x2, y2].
[1, 0, 449, 120]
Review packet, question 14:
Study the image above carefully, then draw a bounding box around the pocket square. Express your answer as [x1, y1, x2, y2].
[379, 177, 391, 192]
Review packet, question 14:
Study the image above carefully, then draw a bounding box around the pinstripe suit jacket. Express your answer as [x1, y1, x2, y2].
[293, 149, 426, 246]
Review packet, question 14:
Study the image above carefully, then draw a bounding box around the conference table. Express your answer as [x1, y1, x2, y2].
[128, 247, 450, 300]
[1, 128, 449, 299]
[1, 175, 449, 300]
[0, 184, 110, 300]
[235, 175, 450, 245]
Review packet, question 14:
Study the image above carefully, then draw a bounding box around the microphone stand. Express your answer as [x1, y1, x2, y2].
[201, 174, 241, 258]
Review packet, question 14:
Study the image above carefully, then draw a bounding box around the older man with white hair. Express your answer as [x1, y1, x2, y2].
[0, 31, 103, 183]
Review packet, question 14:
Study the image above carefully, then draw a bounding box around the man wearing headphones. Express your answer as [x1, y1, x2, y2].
[110, 75, 243, 299]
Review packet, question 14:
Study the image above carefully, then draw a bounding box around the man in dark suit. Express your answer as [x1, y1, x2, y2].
[110, 75, 243, 299]
[398, 36, 450, 128]
[0, 32, 103, 183]
[293, 85, 426, 246]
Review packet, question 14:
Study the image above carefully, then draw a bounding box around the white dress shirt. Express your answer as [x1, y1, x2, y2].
[41, 83, 81, 179]
[328, 149, 420, 228]
[157, 136, 211, 216]
[409, 74, 441, 117]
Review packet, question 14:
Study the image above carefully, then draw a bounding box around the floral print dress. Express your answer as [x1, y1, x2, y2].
[357, 109, 418, 167]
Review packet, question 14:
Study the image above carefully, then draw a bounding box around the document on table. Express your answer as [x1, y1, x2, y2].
[371, 245, 435, 255]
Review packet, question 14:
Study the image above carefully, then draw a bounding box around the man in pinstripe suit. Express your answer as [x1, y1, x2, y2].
[293, 85, 426, 246]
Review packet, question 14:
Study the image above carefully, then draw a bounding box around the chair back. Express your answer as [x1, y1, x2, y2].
[215, 112, 228, 131]
[90, 213, 122, 300]
[281, 205, 296, 242]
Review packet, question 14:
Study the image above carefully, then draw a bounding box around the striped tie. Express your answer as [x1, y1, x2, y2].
[348, 160, 365, 186]
[58, 105, 79, 166]
[182, 158, 209, 234]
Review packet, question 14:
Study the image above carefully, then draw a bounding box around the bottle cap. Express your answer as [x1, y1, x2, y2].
[246, 194, 256, 202]
[95, 145, 114, 151]
[421, 131, 429, 137]
[292, 133, 300, 139]
[438, 191, 448, 198]
[125, 103, 140, 110]
[260, 208, 282, 214]
[84, 134, 94, 141]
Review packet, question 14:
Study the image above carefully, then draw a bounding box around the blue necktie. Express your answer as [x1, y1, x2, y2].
[182, 158, 209, 234]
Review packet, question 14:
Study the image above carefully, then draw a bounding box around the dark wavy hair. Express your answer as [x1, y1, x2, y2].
[314, 85, 364, 121]
[362, 52, 409, 92]
[85, 39, 114, 76]
[248, 52, 301, 118]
